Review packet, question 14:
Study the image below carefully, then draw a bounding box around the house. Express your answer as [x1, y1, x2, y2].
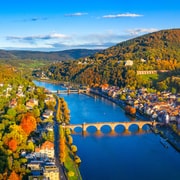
[125, 60, 133, 66]
[9, 98, 17, 108]
[28, 161, 45, 180]
[101, 84, 109, 92]
[42, 109, 54, 119]
[46, 123, 54, 131]
[27, 161, 43, 170]
[18, 85, 24, 92]
[27, 86, 35, 92]
[43, 163, 59, 180]
[26, 99, 39, 110]
[44, 94, 56, 104]
[35, 141, 54, 158]
[16, 91, 25, 97]
[6, 84, 12, 92]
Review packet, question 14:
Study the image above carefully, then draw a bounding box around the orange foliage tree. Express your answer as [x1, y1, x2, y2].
[59, 126, 66, 163]
[8, 139, 18, 152]
[8, 171, 20, 180]
[20, 113, 37, 136]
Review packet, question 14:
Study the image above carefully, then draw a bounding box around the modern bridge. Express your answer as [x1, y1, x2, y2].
[64, 121, 159, 132]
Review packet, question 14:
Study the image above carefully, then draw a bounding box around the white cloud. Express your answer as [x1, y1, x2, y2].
[6, 33, 69, 42]
[3, 28, 158, 51]
[127, 28, 158, 35]
[64, 12, 88, 17]
[103, 13, 143, 18]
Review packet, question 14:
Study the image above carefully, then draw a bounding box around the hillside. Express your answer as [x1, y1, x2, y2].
[93, 29, 180, 61]
[39, 29, 180, 91]
[0, 49, 101, 61]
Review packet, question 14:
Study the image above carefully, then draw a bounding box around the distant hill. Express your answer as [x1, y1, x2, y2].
[40, 29, 180, 91]
[0, 49, 101, 61]
[93, 29, 180, 61]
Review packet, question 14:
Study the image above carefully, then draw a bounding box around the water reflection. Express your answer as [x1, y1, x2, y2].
[71, 128, 151, 137]
[34, 81, 180, 180]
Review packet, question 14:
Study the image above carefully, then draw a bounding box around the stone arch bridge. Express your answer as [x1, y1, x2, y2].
[64, 121, 159, 132]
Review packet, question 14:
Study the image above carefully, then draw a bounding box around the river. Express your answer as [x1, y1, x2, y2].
[34, 81, 180, 180]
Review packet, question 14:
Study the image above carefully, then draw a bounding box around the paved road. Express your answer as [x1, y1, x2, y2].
[53, 97, 67, 180]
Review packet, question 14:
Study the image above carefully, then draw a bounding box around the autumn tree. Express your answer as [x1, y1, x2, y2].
[8, 171, 20, 180]
[20, 113, 37, 136]
[71, 145, 77, 155]
[67, 135, 73, 145]
[8, 139, 18, 152]
[3, 124, 27, 153]
[74, 155, 81, 167]
[59, 126, 66, 163]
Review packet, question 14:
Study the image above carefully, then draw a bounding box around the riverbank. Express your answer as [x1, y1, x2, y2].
[156, 125, 180, 152]
[33, 80, 180, 180]
[34, 79, 180, 153]
[34, 78, 65, 85]
[88, 88, 180, 153]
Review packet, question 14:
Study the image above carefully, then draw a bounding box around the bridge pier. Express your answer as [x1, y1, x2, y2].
[82, 122, 86, 132]
[109, 130, 117, 136]
[67, 89, 70, 94]
[95, 130, 103, 136]
[123, 129, 131, 135]
[124, 124, 129, 131]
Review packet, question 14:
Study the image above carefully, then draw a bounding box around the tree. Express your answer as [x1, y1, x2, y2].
[3, 125, 27, 152]
[7, 108, 17, 118]
[32, 107, 40, 118]
[8, 139, 18, 152]
[67, 135, 73, 145]
[20, 113, 37, 135]
[0, 149, 8, 173]
[171, 87, 177, 94]
[68, 171, 75, 177]
[71, 145, 77, 155]
[59, 126, 66, 163]
[5, 108, 17, 121]
[26, 141, 34, 152]
[8, 171, 20, 180]
[156, 81, 168, 91]
[75, 155, 81, 167]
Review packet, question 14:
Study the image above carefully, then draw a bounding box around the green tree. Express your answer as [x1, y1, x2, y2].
[0, 149, 8, 173]
[6, 108, 17, 121]
[32, 106, 40, 118]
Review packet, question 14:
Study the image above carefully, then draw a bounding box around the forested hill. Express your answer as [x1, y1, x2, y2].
[0, 49, 101, 61]
[93, 29, 180, 61]
[38, 29, 180, 92]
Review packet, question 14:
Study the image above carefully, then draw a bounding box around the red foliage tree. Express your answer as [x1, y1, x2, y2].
[20, 113, 37, 135]
[8, 139, 18, 152]
[8, 171, 20, 180]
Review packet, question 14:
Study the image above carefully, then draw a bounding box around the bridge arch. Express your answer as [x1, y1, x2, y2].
[99, 124, 113, 133]
[65, 121, 159, 134]
[114, 124, 126, 133]
[86, 125, 98, 133]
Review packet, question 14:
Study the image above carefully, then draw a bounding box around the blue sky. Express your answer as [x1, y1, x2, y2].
[0, 0, 179, 51]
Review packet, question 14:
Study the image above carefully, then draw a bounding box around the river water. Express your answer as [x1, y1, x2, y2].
[34, 81, 180, 180]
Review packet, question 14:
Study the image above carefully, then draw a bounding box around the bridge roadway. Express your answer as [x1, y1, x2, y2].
[51, 89, 87, 94]
[64, 121, 159, 132]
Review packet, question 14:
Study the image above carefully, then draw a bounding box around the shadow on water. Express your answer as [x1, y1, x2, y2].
[71, 128, 151, 137]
